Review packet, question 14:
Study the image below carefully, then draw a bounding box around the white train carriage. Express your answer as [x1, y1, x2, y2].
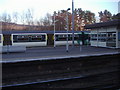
[0, 34, 3, 46]
[11, 33, 47, 47]
[54, 33, 81, 46]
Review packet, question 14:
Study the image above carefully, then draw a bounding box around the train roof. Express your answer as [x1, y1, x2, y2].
[1, 30, 90, 34]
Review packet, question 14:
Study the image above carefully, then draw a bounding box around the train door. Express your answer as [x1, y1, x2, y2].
[47, 34, 54, 46]
[3, 34, 12, 46]
[0, 34, 3, 46]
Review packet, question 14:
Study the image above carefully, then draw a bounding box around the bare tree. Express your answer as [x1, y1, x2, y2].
[35, 18, 44, 26]
[42, 13, 52, 26]
[0, 12, 12, 30]
[25, 8, 34, 25]
[1, 12, 11, 23]
[20, 11, 26, 25]
[12, 12, 19, 24]
[39, 13, 52, 30]
[24, 8, 35, 30]
[1, 12, 7, 22]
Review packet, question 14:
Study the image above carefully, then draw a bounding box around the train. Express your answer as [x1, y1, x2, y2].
[0, 30, 90, 47]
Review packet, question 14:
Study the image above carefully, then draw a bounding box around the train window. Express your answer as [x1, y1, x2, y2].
[59, 35, 66, 38]
[13, 35, 29, 42]
[55, 35, 59, 41]
[74, 34, 79, 37]
[84, 34, 89, 40]
[55, 35, 59, 37]
[108, 33, 112, 37]
[118, 32, 120, 41]
[55, 34, 83, 41]
[56, 34, 67, 41]
[91, 34, 97, 41]
[98, 37, 106, 42]
[98, 33, 107, 42]
[98, 34, 101, 38]
[41, 35, 46, 41]
[59, 37, 66, 41]
[69, 34, 72, 37]
[31, 35, 46, 42]
[91, 34, 97, 38]
[13, 34, 47, 43]
[31, 35, 41, 41]
[74, 34, 79, 40]
[113, 33, 116, 37]
[107, 32, 116, 42]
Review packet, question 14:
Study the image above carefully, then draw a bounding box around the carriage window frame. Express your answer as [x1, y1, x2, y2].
[13, 34, 46, 42]
[13, 35, 29, 42]
[31, 35, 46, 42]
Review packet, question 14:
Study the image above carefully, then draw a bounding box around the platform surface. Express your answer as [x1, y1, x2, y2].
[1, 45, 119, 63]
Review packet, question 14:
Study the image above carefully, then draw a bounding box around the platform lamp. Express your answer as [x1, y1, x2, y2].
[66, 8, 70, 52]
[72, 0, 75, 47]
[54, 11, 56, 48]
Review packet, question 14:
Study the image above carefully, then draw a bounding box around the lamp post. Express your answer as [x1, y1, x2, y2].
[72, 0, 75, 47]
[54, 11, 56, 48]
[66, 8, 70, 52]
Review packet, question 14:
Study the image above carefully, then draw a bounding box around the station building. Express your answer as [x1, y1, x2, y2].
[85, 20, 120, 48]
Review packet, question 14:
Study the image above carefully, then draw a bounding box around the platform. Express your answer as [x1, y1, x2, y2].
[1, 45, 119, 63]
[0, 46, 26, 53]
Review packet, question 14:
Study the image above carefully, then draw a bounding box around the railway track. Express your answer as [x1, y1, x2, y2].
[2, 70, 120, 89]
[2, 54, 120, 89]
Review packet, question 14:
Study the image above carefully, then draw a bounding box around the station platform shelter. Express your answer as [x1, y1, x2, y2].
[85, 20, 120, 48]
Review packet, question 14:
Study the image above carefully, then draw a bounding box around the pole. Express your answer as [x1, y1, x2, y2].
[66, 8, 70, 52]
[54, 11, 56, 48]
[66, 11, 69, 52]
[72, 0, 75, 47]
